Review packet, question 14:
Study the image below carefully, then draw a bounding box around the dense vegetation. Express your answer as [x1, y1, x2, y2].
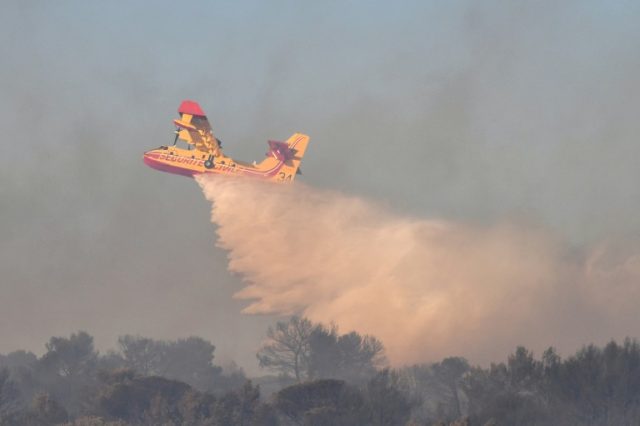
[1, 317, 639, 425]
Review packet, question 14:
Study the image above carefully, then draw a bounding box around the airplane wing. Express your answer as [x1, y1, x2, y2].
[173, 100, 222, 156]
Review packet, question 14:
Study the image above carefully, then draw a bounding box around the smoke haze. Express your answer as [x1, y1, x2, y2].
[198, 176, 640, 365]
[1, 1, 640, 373]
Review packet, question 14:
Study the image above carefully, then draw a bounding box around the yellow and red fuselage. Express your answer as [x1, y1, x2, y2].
[143, 133, 309, 183]
[143, 100, 308, 183]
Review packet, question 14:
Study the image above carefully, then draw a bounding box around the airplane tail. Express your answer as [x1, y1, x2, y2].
[256, 133, 309, 182]
[282, 132, 309, 178]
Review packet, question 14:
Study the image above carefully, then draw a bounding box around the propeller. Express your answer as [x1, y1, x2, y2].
[173, 128, 180, 145]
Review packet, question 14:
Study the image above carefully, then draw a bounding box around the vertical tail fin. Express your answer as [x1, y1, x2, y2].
[254, 133, 309, 182]
[275, 133, 309, 182]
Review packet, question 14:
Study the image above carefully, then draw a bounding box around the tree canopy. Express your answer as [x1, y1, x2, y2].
[257, 317, 385, 384]
[1, 325, 640, 425]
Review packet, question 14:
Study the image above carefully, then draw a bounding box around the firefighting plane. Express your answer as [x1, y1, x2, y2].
[143, 100, 309, 182]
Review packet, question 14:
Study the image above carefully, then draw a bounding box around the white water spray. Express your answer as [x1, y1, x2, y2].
[197, 176, 640, 365]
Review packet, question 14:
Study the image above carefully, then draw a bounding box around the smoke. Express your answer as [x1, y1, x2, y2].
[1, 1, 638, 375]
[197, 175, 640, 365]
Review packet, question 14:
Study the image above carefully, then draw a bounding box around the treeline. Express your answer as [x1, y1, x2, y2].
[0, 317, 639, 425]
[0, 332, 247, 425]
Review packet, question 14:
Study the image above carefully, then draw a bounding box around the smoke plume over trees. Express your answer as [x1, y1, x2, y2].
[197, 176, 640, 369]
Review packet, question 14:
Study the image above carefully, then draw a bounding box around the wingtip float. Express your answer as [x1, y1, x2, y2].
[143, 100, 309, 183]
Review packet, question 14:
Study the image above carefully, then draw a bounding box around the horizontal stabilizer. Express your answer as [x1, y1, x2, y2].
[267, 140, 295, 162]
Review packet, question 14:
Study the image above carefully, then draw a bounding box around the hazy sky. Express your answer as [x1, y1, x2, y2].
[1, 1, 639, 373]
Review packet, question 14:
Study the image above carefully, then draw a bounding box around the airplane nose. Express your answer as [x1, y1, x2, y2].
[143, 150, 155, 166]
